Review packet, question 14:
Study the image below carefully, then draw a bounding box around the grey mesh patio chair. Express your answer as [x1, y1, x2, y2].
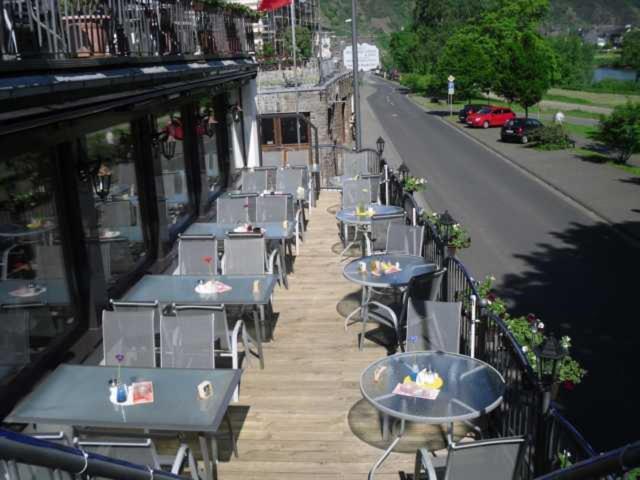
[340, 179, 372, 252]
[261, 150, 283, 167]
[222, 232, 283, 287]
[368, 213, 405, 254]
[406, 301, 462, 353]
[241, 169, 268, 193]
[216, 194, 257, 224]
[110, 299, 161, 344]
[161, 304, 251, 405]
[360, 174, 382, 204]
[276, 167, 307, 239]
[177, 234, 218, 275]
[256, 194, 289, 222]
[343, 151, 370, 177]
[102, 310, 156, 367]
[255, 166, 278, 191]
[415, 436, 525, 480]
[75, 434, 198, 480]
[256, 193, 300, 257]
[341, 178, 371, 209]
[386, 223, 425, 256]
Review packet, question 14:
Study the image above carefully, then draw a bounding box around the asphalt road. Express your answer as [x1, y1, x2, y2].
[363, 75, 639, 451]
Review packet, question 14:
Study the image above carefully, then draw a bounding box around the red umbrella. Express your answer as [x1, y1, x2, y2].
[258, 0, 292, 11]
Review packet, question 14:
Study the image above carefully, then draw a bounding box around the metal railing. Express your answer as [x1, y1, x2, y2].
[1, 0, 255, 61]
[0, 429, 187, 479]
[380, 158, 607, 479]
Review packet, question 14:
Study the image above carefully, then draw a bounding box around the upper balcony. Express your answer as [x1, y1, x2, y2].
[256, 57, 346, 92]
[0, 0, 256, 71]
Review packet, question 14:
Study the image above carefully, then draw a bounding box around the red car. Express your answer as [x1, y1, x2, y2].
[466, 106, 516, 128]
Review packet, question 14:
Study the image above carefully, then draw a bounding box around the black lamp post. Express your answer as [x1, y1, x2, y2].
[534, 334, 567, 476]
[534, 334, 567, 397]
[439, 210, 456, 245]
[376, 136, 385, 156]
[92, 165, 112, 201]
[397, 163, 409, 182]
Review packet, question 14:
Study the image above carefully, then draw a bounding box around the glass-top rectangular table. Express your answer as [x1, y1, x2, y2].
[122, 274, 277, 368]
[186, 222, 294, 241]
[5, 364, 241, 480]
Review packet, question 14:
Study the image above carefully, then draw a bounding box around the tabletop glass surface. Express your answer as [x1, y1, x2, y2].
[343, 254, 434, 288]
[187, 222, 294, 240]
[6, 365, 241, 432]
[0, 278, 70, 305]
[336, 205, 404, 225]
[360, 351, 505, 423]
[122, 275, 276, 305]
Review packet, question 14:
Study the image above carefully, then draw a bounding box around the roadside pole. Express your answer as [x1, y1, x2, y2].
[351, 0, 362, 150]
[448, 75, 455, 118]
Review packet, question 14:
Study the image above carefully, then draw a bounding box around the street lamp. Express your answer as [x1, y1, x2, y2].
[534, 334, 567, 389]
[438, 210, 456, 245]
[376, 136, 385, 156]
[397, 162, 409, 181]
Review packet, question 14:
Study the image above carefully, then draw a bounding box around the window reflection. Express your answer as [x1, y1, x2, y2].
[79, 124, 146, 286]
[152, 111, 193, 232]
[197, 105, 222, 210]
[0, 150, 74, 385]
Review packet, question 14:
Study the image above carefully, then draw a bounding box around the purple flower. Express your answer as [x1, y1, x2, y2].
[527, 313, 536, 324]
[115, 353, 124, 363]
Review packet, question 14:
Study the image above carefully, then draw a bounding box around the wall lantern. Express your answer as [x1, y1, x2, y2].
[376, 136, 385, 156]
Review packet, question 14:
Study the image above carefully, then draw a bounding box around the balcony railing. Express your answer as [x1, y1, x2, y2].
[376, 156, 606, 479]
[0, 0, 255, 62]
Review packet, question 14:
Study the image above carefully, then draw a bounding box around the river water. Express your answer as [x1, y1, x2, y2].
[593, 67, 636, 82]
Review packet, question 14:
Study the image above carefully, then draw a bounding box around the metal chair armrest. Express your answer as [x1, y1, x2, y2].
[415, 447, 438, 480]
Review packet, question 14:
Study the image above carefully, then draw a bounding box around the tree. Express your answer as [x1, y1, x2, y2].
[494, 30, 556, 117]
[593, 102, 640, 164]
[389, 29, 431, 74]
[548, 35, 595, 88]
[621, 29, 640, 82]
[284, 27, 312, 61]
[434, 27, 496, 100]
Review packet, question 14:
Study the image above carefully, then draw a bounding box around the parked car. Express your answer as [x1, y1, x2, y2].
[466, 106, 516, 128]
[458, 104, 488, 123]
[501, 118, 544, 144]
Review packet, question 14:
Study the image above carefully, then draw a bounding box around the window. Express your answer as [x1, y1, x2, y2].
[0, 150, 75, 386]
[78, 123, 147, 288]
[281, 117, 309, 145]
[260, 114, 310, 148]
[261, 118, 276, 145]
[196, 105, 224, 210]
[152, 110, 194, 235]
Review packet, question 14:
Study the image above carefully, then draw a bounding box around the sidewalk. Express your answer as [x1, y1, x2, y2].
[410, 99, 640, 242]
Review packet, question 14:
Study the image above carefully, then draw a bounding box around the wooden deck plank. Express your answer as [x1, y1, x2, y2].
[216, 192, 448, 479]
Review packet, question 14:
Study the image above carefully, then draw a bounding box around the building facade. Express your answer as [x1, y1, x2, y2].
[0, 0, 260, 415]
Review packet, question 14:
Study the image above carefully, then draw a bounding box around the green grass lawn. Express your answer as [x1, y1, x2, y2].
[593, 51, 622, 67]
[563, 122, 598, 139]
[542, 93, 593, 105]
[547, 87, 640, 108]
[574, 148, 640, 176]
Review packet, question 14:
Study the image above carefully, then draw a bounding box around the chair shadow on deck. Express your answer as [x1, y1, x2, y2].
[347, 398, 472, 455]
[326, 204, 341, 215]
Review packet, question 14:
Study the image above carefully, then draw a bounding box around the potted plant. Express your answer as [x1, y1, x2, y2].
[402, 175, 427, 194]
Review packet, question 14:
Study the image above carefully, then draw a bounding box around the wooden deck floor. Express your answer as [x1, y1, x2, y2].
[216, 192, 455, 480]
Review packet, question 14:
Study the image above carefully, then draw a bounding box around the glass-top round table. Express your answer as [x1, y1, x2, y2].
[335, 204, 404, 226]
[343, 254, 434, 289]
[343, 254, 435, 349]
[360, 351, 505, 479]
[361, 351, 505, 424]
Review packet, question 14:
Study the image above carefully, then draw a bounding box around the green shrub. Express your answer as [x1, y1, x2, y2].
[592, 101, 640, 164]
[530, 124, 574, 150]
[400, 73, 434, 96]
